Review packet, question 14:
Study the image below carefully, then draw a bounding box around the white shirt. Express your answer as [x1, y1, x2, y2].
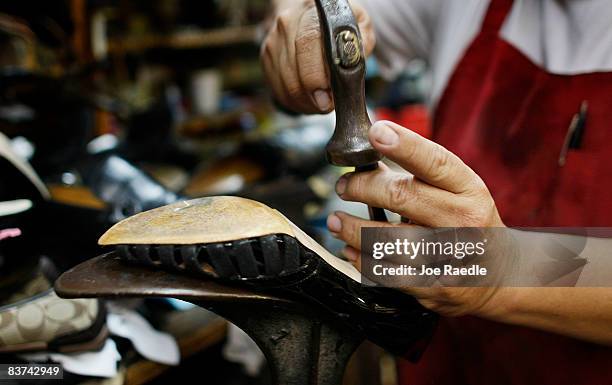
[359, 0, 612, 107]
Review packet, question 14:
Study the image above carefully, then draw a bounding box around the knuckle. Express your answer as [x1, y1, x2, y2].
[345, 174, 365, 199]
[276, 10, 292, 33]
[285, 81, 303, 100]
[402, 135, 420, 162]
[260, 39, 272, 61]
[295, 27, 321, 54]
[456, 199, 494, 227]
[471, 177, 490, 197]
[343, 219, 359, 244]
[425, 145, 453, 183]
[435, 286, 461, 302]
[301, 68, 326, 93]
[295, 37, 326, 89]
[388, 175, 414, 209]
[454, 177, 498, 226]
[260, 32, 277, 59]
[295, 20, 327, 92]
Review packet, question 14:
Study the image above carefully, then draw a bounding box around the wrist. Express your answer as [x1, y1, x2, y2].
[474, 287, 524, 321]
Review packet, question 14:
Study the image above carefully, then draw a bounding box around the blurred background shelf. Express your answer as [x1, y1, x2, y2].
[108, 25, 259, 54]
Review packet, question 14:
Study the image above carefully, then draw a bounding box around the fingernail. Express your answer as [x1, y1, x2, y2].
[371, 122, 398, 146]
[314, 89, 331, 111]
[327, 214, 342, 233]
[335, 177, 347, 195]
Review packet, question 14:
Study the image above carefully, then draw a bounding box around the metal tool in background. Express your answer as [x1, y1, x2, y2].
[314, 0, 387, 221]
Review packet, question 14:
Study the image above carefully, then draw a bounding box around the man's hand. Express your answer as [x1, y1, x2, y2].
[261, 0, 375, 114]
[326, 120, 507, 317]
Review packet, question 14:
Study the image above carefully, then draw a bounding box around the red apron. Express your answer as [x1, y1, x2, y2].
[399, 0, 612, 384]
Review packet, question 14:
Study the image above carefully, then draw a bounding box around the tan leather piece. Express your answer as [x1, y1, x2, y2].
[99, 196, 361, 282]
[99, 196, 294, 246]
[48, 185, 107, 210]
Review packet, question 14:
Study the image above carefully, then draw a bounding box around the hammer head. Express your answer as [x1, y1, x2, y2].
[315, 0, 382, 167]
[326, 116, 382, 167]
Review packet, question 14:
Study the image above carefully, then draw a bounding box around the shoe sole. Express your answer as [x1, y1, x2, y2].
[102, 198, 436, 357]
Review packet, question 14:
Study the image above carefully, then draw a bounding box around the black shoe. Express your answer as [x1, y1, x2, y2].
[79, 153, 185, 222]
[100, 196, 437, 358]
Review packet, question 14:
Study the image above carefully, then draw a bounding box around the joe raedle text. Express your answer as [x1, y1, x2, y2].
[372, 264, 488, 277]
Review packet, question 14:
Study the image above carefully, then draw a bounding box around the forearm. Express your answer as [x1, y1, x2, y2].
[482, 232, 612, 345]
[487, 287, 612, 346]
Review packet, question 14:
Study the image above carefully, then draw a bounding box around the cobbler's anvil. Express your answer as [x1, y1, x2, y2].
[55, 253, 364, 385]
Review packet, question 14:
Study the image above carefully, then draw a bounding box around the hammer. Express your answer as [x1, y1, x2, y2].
[314, 0, 387, 222]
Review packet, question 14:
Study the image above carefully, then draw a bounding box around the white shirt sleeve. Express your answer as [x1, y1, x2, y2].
[358, 0, 443, 79]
